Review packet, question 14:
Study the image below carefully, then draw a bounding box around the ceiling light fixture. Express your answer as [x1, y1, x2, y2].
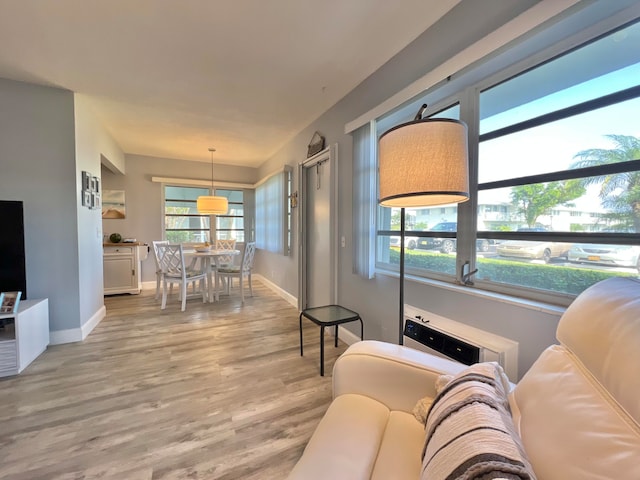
[197, 148, 228, 215]
[378, 104, 469, 345]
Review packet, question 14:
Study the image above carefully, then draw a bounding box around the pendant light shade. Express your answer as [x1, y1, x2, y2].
[197, 195, 228, 215]
[197, 148, 228, 215]
[379, 117, 469, 207]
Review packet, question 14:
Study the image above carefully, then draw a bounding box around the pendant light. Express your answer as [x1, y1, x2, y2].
[197, 147, 228, 215]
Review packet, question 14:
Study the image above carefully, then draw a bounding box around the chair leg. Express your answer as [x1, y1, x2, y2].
[200, 279, 206, 303]
[155, 274, 161, 300]
[161, 280, 168, 310]
[240, 275, 244, 304]
[248, 272, 253, 297]
[180, 282, 187, 312]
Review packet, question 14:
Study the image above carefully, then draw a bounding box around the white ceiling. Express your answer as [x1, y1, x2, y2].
[0, 0, 460, 167]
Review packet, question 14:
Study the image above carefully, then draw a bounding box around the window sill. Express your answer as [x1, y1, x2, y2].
[376, 268, 566, 316]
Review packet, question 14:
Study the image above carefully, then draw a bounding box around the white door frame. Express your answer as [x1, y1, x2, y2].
[298, 144, 338, 311]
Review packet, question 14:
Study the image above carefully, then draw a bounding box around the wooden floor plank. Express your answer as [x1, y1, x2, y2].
[0, 282, 346, 479]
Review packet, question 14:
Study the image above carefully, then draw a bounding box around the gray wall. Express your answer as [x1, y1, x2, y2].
[256, 0, 562, 380]
[75, 95, 125, 329]
[0, 78, 80, 333]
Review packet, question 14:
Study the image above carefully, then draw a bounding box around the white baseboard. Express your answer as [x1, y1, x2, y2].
[50, 305, 106, 345]
[335, 325, 362, 346]
[253, 274, 297, 308]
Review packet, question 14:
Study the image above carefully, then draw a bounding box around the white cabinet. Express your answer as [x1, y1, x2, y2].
[103, 244, 143, 295]
[0, 298, 49, 377]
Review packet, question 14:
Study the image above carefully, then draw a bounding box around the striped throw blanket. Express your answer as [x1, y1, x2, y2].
[421, 362, 536, 480]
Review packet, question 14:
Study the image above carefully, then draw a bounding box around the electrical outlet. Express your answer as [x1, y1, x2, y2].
[341, 236, 346, 248]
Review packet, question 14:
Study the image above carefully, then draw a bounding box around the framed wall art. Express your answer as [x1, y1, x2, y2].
[102, 190, 126, 219]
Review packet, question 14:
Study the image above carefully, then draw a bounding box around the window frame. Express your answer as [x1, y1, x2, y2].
[163, 184, 247, 244]
[372, 14, 640, 306]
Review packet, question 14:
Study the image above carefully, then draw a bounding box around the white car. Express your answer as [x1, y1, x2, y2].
[390, 236, 417, 250]
[568, 243, 640, 271]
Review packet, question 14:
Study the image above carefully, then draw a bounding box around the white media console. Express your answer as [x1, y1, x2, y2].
[0, 298, 49, 377]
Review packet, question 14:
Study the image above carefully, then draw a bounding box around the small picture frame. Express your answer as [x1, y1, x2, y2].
[82, 171, 92, 192]
[91, 176, 100, 193]
[91, 192, 101, 210]
[82, 190, 92, 207]
[0, 291, 22, 314]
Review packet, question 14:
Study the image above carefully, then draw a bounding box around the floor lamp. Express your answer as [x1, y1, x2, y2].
[378, 104, 470, 345]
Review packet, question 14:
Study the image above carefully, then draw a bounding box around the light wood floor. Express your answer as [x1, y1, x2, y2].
[0, 282, 347, 479]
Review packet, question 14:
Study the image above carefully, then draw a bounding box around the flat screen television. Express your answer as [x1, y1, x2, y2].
[0, 200, 27, 299]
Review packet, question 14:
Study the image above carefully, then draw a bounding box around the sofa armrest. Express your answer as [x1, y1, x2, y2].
[332, 340, 467, 413]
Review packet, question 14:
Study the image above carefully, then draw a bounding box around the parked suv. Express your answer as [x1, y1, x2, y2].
[416, 222, 491, 253]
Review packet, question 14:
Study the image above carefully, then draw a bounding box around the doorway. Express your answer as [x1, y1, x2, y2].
[298, 145, 338, 310]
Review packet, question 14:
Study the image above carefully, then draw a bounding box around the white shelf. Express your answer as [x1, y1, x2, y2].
[0, 298, 49, 377]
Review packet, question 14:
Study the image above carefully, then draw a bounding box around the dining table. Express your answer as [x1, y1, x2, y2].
[183, 248, 240, 302]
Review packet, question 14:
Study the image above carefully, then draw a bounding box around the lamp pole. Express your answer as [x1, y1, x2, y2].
[399, 207, 406, 345]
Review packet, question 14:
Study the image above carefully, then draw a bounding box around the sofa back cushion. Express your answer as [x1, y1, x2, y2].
[513, 277, 640, 479]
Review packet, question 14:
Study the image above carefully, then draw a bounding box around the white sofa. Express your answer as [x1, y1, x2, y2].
[287, 277, 640, 479]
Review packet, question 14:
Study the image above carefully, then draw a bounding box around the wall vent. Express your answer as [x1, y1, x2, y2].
[403, 304, 518, 381]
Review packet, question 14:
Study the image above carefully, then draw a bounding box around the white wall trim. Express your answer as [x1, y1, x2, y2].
[50, 305, 106, 345]
[344, 0, 580, 133]
[152, 167, 292, 190]
[254, 274, 297, 308]
[151, 176, 254, 189]
[336, 325, 362, 346]
[81, 305, 106, 339]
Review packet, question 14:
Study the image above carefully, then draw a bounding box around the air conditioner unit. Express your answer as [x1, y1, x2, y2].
[403, 304, 518, 381]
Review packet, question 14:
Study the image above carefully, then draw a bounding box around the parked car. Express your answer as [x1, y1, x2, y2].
[496, 240, 570, 263]
[390, 235, 417, 250]
[568, 243, 640, 271]
[416, 222, 492, 253]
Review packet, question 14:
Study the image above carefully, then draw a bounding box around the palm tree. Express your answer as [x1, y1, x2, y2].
[571, 134, 640, 232]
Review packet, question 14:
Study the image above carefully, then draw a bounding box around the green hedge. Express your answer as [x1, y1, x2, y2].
[389, 249, 633, 295]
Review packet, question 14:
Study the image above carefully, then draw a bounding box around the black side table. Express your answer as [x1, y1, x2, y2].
[299, 305, 364, 376]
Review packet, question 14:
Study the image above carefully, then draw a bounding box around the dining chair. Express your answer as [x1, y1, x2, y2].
[214, 239, 237, 290]
[215, 239, 237, 267]
[157, 243, 207, 311]
[152, 240, 169, 299]
[216, 242, 256, 304]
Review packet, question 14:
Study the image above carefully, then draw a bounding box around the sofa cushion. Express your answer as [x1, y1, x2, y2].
[556, 276, 640, 423]
[371, 411, 425, 480]
[287, 394, 390, 480]
[287, 393, 427, 480]
[513, 345, 640, 480]
[421, 362, 535, 480]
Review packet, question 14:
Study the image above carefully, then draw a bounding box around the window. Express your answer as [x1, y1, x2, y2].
[164, 185, 246, 243]
[255, 169, 290, 255]
[215, 190, 245, 242]
[373, 15, 640, 305]
[476, 20, 640, 299]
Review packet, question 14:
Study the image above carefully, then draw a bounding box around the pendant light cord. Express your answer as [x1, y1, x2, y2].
[209, 147, 216, 192]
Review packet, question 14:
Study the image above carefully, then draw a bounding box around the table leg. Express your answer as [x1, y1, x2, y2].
[359, 318, 364, 340]
[214, 257, 220, 302]
[299, 313, 304, 356]
[206, 257, 214, 303]
[320, 325, 325, 376]
[334, 325, 338, 347]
